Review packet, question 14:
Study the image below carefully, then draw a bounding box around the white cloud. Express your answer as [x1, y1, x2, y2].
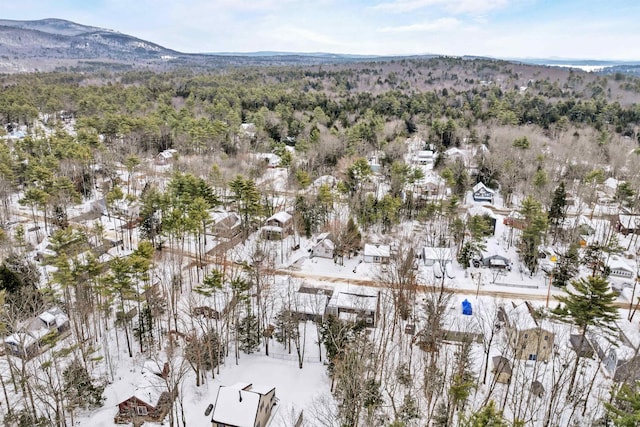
[379, 17, 461, 33]
[373, 0, 510, 14]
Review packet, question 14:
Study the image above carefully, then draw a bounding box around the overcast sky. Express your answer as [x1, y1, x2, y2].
[3, 0, 639, 60]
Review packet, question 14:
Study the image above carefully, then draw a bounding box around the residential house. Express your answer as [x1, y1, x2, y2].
[607, 256, 635, 280]
[467, 205, 497, 235]
[472, 182, 496, 203]
[4, 307, 70, 359]
[492, 356, 512, 384]
[310, 233, 335, 259]
[261, 211, 293, 240]
[115, 362, 176, 425]
[422, 247, 454, 267]
[412, 173, 447, 200]
[616, 215, 640, 235]
[326, 288, 380, 326]
[193, 293, 238, 321]
[473, 254, 512, 271]
[499, 301, 555, 362]
[288, 286, 331, 322]
[155, 149, 177, 166]
[211, 382, 276, 427]
[413, 150, 436, 167]
[211, 211, 242, 239]
[363, 244, 390, 264]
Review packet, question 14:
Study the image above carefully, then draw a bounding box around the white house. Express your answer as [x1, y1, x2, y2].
[413, 150, 436, 166]
[155, 149, 177, 166]
[310, 233, 335, 259]
[422, 247, 454, 266]
[607, 256, 635, 280]
[472, 182, 496, 203]
[363, 244, 390, 264]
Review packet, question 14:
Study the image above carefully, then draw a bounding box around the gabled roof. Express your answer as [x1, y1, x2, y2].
[266, 211, 292, 224]
[363, 243, 390, 258]
[422, 247, 453, 261]
[211, 383, 274, 427]
[473, 182, 495, 194]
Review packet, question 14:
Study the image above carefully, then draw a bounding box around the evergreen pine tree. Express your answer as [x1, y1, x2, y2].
[553, 275, 619, 393]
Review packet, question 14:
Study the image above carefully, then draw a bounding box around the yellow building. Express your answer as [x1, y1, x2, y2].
[499, 301, 555, 362]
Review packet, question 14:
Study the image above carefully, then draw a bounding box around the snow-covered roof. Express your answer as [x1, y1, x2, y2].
[331, 290, 378, 312]
[363, 244, 390, 258]
[607, 256, 635, 273]
[445, 147, 469, 158]
[211, 383, 273, 427]
[211, 211, 241, 226]
[267, 211, 292, 224]
[466, 204, 496, 218]
[604, 177, 619, 190]
[294, 292, 329, 315]
[261, 225, 283, 233]
[422, 247, 453, 261]
[473, 182, 495, 194]
[618, 215, 640, 228]
[312, 175, 337, 188]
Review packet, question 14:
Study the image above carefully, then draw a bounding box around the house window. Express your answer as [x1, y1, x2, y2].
[374, 256, 380, 262]
[544, 335, 548, 341]
[136, 406, 148, 416]
[528, 354, 537, 361]
[524, 333, 528, 339]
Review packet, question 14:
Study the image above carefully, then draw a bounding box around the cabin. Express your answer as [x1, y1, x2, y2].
[211, 211, 242, 239]
[326, 288, 380, 327]
[115, 363, 175, 425]
[4, 307, 70, 360]
[616, 215, 640, 235]
[363, 244, 390, 264]
[310, 233, 335, 259]
[261, 211, 293, 240]
[492, 356, 512, 384]
[472, 182, 496, 203]
[499, 301, 555, 362]
[155, 149, 177, 166]
[211, 383, 277, 427]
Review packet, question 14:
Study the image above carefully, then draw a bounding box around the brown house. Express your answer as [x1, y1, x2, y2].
[261, 211, 293, 240]
[115, 362, 176, 426]
[211, 211, 242, 239]
[499, 301, 555, 362]
[211, 382, 276, 427]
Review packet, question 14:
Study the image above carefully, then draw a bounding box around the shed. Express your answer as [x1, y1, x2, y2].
[492, 356, 512, 384]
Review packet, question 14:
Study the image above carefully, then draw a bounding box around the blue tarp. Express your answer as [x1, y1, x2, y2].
[462, 299, 472, 315]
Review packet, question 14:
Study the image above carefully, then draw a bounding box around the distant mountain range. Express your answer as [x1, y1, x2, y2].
[0, 18, 639, 74]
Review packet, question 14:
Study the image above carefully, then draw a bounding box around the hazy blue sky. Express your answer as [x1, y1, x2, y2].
[3, 0, 639, 59]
